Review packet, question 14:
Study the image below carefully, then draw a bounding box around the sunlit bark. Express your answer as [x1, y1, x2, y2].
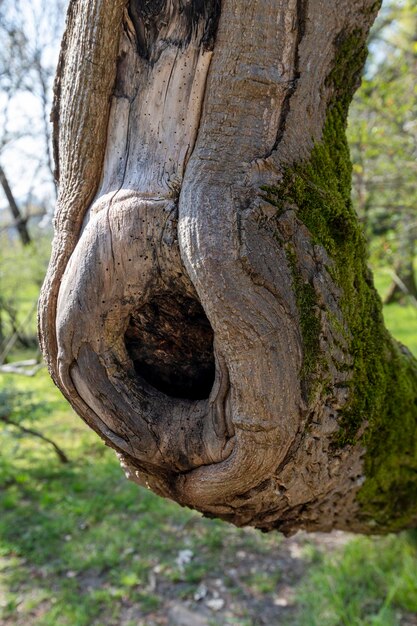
[39, 0, 417, 535]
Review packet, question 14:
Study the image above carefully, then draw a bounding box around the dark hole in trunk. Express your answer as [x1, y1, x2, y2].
[125, 293, 215, 400]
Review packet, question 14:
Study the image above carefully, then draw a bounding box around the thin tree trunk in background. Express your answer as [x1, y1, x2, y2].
[39, 0, 417, 535]
[384, 213, 417, 304]
[0, 164, 31, 245]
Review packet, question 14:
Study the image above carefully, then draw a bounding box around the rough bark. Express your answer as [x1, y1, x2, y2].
[39, 0, 417, 535]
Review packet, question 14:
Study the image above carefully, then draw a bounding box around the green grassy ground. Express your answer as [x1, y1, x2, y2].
[298, 533, 417, 626]
[0, 372, 291, 626]
[1, 261, 417, 625]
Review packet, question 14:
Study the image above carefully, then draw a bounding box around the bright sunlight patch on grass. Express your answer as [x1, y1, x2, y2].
[374, 267, 417, 357]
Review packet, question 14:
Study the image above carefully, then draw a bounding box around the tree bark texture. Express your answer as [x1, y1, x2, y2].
[39, 0, 417, 535]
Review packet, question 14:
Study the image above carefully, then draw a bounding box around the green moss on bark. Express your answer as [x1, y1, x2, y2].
[262, 26, 417, 530]
[284, 246, 321, 393]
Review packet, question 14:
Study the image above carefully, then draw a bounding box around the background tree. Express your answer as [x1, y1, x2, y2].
[39, 0, 417, 536]
[0, 0, 65, 364]
[0, 0, 64, 242]
[349, 0, 417, 304]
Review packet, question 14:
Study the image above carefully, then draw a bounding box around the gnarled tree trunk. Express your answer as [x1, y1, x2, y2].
[39, 0, 417, 535]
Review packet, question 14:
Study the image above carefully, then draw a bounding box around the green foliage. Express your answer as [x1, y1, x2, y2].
[1, 5, 417, 625]
[0, 234, 51, 301]
[348, 0, 417, 291]
[0, 386, 69, 464]
[381, 299, 417, 356]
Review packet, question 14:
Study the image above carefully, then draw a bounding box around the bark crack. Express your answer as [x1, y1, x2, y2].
[265, 0, 309, 160]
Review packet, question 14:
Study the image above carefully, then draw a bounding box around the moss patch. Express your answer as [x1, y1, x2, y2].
[284, 245, 321, 398]
[261, 27, 417, 530]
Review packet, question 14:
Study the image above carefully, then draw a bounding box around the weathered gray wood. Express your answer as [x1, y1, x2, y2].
[39, 0, 417, 534]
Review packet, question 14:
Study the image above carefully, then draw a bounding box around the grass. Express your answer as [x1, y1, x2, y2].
[0, 236, 50, 345]
[2, 341, 417, 625]
[297, 534, 417, 626]
[373, 266, 417, 356]
[0, 248, 417, 625]
[0, 372, 287, 626]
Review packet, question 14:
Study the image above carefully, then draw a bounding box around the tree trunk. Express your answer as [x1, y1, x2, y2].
[0, 164, 31, 246]
[38, 0, 417, 535]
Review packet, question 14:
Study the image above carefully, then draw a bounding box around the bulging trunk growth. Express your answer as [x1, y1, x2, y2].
[39, 0, 417, 535]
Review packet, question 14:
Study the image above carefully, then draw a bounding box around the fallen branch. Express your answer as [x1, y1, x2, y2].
[1, 414, 69, 463]
[0, 359, 44, 376]
[0, 301, 39, 364]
